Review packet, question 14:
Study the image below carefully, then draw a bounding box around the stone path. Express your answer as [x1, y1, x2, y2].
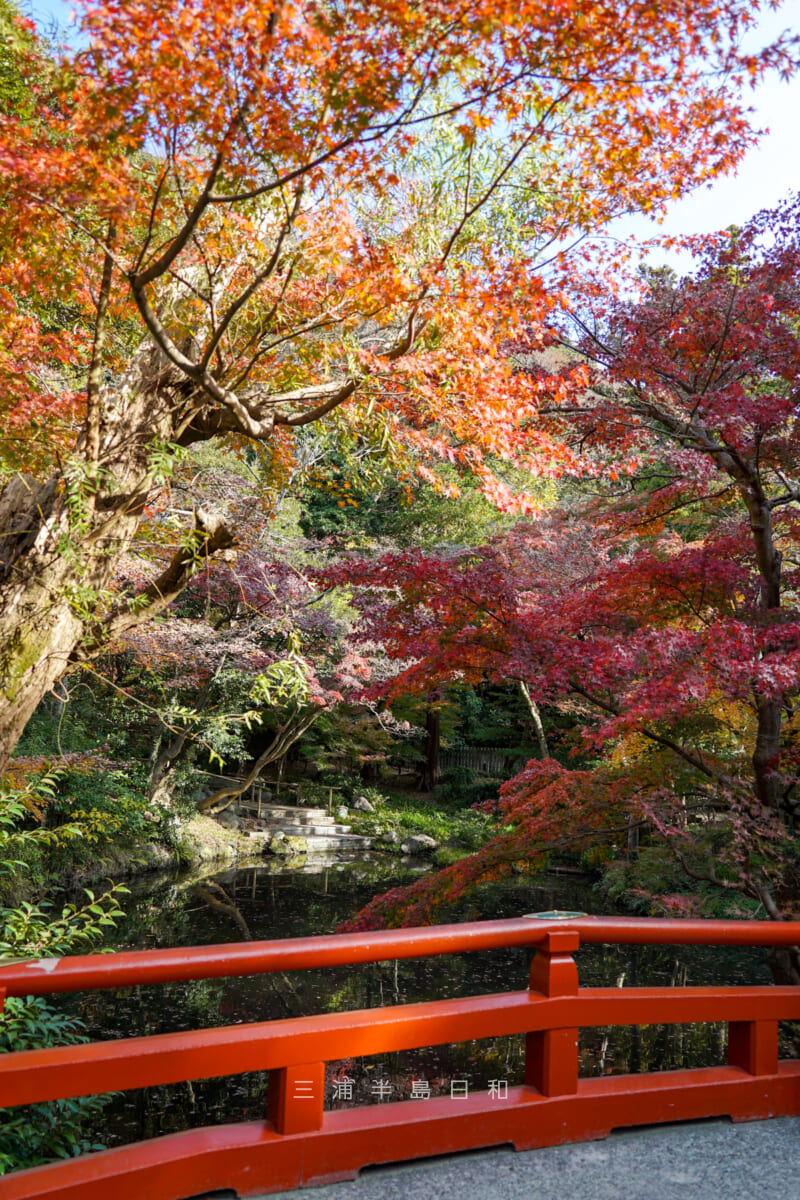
[243, 1117, 799, 1200]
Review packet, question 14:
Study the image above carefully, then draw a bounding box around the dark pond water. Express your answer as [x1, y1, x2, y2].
[65, 855, 774, 1149]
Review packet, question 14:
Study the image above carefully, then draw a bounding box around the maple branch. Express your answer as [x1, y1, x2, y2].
[205, 57, 534, 208]
[698, 273, 740, 397]
[198, 706, 320, 812]
[626, 486, 734, 529]
[229, 259, 301, 386]
[73, 508, 235, 657]
[768, 490, 800, 511]
[131, 90, 572, 447]
[76, 665, 219, 752]
[676, 854, 743, 892]
[135, 143, 226, 286]
[128, 280, 278, 438]
[271, 296, 431, 427]
[199, 186, 305, 373]
[534, 228, 590, 272]
[615, 388, 782, 594]
[209, 130, 367, 206]
[517, 679, 549, 758]
[439, 90, 570, 268]
[25, 194, 128, 273]
[570, 684, 726, 784]
[272, 379, 360, 428]
[668, 842, 743, 893]
[386, 311, 420, 363]
[134, 160, 173, 275]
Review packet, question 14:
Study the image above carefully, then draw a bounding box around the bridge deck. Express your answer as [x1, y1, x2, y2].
[249, 1117, 798, 1200]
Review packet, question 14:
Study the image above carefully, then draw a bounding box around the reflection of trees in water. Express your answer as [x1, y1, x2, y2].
[579, 949, 731, 1077]
[580, 1019, 729, 1078]
[193, 880, 252, 941]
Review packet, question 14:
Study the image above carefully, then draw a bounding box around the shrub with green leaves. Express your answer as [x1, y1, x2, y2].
[0, 997, 111, 1174]
[0, 770, 127, 1173]
[47, 767, 164, 848]
[0, 887, 127, 959]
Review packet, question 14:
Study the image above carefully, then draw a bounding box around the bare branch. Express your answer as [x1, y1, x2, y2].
[73, 508, 235, 657]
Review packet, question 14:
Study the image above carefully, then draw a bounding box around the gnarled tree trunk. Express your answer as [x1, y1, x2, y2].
[0, 348, 234, 776]
[196, 707, 320, 813]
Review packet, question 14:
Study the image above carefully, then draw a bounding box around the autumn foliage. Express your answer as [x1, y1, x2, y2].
[337, 203, 800, 950]
[0, 0, 795, 774]
[0, 0, 799, 957]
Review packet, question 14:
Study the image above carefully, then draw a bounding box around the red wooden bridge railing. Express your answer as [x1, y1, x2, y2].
[1, 915, 799, 1200]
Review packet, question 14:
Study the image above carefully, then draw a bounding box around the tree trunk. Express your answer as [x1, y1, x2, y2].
[744, 493, 784, 813]
[197, 709, 319, 812]
[0, 347, 234, 776]
[752, 695, 784, 812]
[417, 707, 440, 792]
[148, 657, 227, 803]
[626, 817, 640, 862]
[518, 680, 549, 758]
[0, 465, 148, 770]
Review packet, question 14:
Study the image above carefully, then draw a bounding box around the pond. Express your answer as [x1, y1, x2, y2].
[66, 854, 774, 1150]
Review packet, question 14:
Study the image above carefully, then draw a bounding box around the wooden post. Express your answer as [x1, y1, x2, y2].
[257, 787, 262, 819]
[328, 787, 333, 815]
[728, 1020, 778, 1076]
[525, 929, 580, 1096]
[267, 1062, 325, 1134]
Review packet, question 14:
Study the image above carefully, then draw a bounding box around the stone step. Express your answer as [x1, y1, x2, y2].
[268, 822, 352, 837]
[248, 804, 330, 821]
[264, 813, 336, 828]
[248, 832, 372, 851]
[302, 835, 372, 851]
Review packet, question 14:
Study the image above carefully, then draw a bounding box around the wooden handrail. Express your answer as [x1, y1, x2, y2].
[2, 915, 800, 997]
[1, 917, 799, 1200]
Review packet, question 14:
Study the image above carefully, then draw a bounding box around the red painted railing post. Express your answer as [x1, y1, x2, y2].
[0, 986, 5, 1013]
[728, 1021, 778, 1076]
[267, 1062, 325, 1134]
[525, 930, 580, 1096]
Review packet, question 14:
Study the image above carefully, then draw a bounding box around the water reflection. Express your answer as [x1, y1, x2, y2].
[67, 858, 772, 1147]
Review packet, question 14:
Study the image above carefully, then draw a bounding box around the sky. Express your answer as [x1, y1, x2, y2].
[612, 1, 800, 246]
[22, 0, 800, 247]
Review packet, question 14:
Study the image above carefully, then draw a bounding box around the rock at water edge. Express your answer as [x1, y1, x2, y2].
[269, 834, 308, 857]
[400, 834, 438, 855]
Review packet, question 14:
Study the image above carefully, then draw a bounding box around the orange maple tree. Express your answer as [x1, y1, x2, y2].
[0, 0, 793, 772]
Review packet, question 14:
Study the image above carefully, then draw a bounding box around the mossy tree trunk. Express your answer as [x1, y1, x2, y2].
[0, 348, 235, 776]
